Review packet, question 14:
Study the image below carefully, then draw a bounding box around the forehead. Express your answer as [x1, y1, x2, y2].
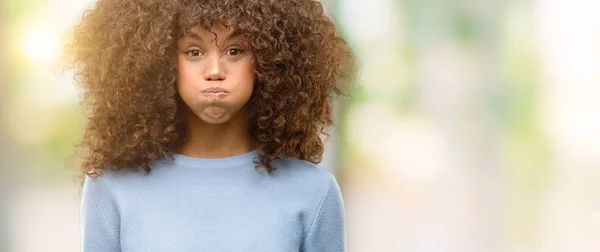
[182, 25, 240, 41]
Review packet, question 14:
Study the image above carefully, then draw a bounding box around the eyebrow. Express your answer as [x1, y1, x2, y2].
[184, 29, 243, 44]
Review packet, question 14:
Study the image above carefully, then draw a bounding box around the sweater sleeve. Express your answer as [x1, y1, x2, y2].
[301, 173, 347, 252]
[80, 174, 121, 252]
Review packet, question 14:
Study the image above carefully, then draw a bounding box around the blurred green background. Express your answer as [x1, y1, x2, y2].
[2, 0, 600, 251]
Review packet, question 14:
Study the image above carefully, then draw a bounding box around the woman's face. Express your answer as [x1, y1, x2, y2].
[176, 25, 255, 124]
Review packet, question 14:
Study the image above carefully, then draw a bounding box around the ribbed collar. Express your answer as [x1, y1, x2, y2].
[171, 149, 259, 168]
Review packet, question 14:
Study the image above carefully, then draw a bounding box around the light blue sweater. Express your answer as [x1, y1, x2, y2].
[80, 149, 346, 252]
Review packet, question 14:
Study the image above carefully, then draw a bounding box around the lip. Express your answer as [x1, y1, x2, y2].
[202, 87, 229, 93]
[201, 87, 229, 99]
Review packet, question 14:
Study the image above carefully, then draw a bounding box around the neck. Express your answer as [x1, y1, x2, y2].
[176, 106, 253, 158]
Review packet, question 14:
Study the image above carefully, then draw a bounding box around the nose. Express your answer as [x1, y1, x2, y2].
[204, 56, 226, 81]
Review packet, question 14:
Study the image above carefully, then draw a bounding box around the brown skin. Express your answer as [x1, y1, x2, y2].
[176, 26, 255, 158]
[65, 0, 356, 180]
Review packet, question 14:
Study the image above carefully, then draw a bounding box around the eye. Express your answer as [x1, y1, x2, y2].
[184, 49, 202, 57]
[226, 48, 245, 58]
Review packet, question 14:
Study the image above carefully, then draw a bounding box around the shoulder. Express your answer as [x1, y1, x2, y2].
[272, 157, 336, 183]
[83, 167, 146, 194]
[269, 157, 340, 200]
[270, 157, 345, 240]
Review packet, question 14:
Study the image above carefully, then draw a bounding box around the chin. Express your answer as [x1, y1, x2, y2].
[186, 101, 247, 125]
[186, 103, 234, 124]
[198, 115, 232, 124]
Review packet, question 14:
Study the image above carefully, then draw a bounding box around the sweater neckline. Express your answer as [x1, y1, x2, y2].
[171, 149, 259, 168]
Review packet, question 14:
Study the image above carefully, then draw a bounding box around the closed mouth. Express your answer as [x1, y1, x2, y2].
[202, 87, 229, 99]
[202, 87, 229, 94]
